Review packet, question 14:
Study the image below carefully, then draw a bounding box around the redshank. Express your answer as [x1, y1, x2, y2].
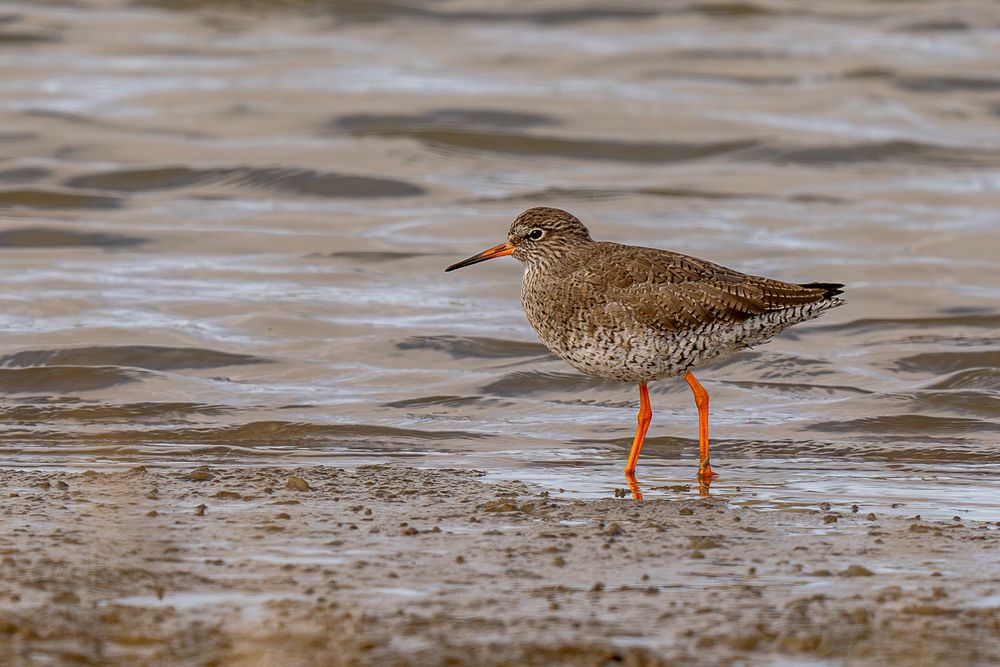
[445, 207, 844, 495]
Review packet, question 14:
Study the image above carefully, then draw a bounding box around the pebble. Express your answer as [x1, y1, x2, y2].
[182, 467, 213, 482]
[483, 500, 517, 513]
[287, 476, 311, 492]
[603, 522, 624, 536]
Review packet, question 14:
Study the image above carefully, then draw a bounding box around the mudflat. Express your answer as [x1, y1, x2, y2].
[2, 465, 998, 666]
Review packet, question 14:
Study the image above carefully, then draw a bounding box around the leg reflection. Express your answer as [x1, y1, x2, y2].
[625, 471, 644, 501]
[624, 470, 713, 500]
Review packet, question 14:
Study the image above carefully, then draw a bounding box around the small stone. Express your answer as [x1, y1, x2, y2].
[866, 513, 877, 521]
[146, 510, 158, 517]
[57, 481, 69, 490]
[182, 467, 213, 481]
[603, 522, 624, 536]
[286, 477, 311, 492]
[689, 537, 722, 550]
[483, 500, 517, 513]
[823, 515, 838, 524]
[590, 582, 604, 592]
[679, 507, 694, 516]
[455, 555, 465, 564]
[194, 504, 207, 516]
[839, 565, 874, 577]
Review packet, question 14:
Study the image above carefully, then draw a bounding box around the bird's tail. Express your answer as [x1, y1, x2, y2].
[798, 282, 845, 299]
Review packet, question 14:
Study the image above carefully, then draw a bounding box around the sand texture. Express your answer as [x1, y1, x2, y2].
[2, 465, 999, 666]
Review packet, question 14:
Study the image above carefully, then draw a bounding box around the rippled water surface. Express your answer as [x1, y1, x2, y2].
[1, 0, 998, 519]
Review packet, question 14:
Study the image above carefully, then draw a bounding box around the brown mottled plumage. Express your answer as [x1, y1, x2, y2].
[446, 207, 844, 494]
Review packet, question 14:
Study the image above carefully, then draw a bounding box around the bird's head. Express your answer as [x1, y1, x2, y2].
[445, 207, 593, 272]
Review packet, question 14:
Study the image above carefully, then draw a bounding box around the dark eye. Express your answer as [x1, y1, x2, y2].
[527, 228, 545, 241]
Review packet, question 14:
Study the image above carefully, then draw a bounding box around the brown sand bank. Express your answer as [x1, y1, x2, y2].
[2, 465, 999, 666]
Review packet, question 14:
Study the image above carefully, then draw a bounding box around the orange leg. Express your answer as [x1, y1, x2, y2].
[684, 371, 717, 480]
[623, 383, 651, 476]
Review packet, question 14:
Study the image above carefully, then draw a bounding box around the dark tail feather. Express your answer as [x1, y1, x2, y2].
[799, 282, 845, 298]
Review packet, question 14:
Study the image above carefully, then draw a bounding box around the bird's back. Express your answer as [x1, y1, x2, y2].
[521, 241, 844, 382]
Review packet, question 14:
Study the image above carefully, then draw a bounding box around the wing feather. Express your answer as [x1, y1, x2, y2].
[565, 243, 838, 334]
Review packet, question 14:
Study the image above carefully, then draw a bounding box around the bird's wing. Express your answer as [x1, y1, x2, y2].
[570, 244, 836, 334]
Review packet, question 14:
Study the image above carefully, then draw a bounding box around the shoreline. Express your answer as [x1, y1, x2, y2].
[2, 464, 999, 665]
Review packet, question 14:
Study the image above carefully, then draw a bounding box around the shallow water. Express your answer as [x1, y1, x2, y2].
[1, 0, 998, 520]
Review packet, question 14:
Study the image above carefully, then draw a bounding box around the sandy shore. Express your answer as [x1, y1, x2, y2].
[1, 465, 998, 666]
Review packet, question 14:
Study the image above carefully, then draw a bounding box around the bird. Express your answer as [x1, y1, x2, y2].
[445, 207, 844, 496]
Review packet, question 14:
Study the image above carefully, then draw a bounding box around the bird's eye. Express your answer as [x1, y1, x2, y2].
[527, 228, 545, 241]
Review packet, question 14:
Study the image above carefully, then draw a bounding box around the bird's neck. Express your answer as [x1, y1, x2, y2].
[521, 241, 591, 279]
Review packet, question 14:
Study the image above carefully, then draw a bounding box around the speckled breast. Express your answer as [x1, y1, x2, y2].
[519, 267, 693, 382]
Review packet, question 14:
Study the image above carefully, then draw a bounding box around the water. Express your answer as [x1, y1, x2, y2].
[1, 0, 998, 520]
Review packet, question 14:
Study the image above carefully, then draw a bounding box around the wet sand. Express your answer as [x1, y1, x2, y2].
[2, 465, 998, 666]
[2, 0, 1000, 534]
